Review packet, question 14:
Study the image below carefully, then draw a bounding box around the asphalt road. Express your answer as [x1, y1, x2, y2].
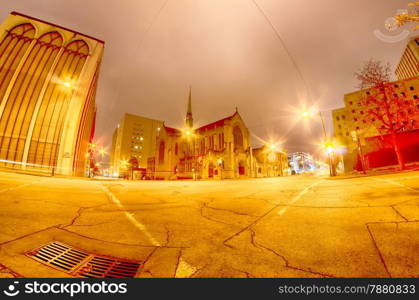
[0, 171, 418, 278]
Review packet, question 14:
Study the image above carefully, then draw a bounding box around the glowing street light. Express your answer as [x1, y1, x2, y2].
[99, 148, 107, 158]
[301, 110, 310, 118]
[182, 128, 194, 139]
[324, 142, 336, 155]
[266, 142, 285, 154]
[300, 107, 319, 119]
[297, 107, 336, 176]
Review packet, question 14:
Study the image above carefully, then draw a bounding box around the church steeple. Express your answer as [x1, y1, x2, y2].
[185, 86, 193, 128]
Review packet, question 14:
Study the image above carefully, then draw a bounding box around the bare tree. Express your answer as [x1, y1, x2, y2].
[355, 59, 418, 170]
[355, 60, 391, 89]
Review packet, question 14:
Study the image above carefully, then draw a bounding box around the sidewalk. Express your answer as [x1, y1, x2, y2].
[331, 163, 419, 180]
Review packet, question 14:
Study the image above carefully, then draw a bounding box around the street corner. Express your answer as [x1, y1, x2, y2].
[367, 221, 419, 277]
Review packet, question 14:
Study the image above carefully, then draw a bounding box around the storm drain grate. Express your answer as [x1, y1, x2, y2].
[25, 241, 141, 278]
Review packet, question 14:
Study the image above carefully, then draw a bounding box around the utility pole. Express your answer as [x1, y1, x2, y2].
[319, 111, 336, 176]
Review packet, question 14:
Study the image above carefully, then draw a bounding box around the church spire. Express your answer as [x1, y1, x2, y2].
[185, 86, 193, 128]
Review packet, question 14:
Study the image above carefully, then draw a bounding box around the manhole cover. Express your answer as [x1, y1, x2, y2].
[26, 241, 141, 278]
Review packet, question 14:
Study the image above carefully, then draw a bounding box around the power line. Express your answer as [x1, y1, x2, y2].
[251, 0, 312, 102]
[112, 0, 170, 106]
[135, 0, 170, 56]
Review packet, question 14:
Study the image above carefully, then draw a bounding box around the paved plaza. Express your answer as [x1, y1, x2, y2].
[0, 171, 418, 278]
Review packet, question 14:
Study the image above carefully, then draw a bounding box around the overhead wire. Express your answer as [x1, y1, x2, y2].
[250, 0, 313, 102]
[111, 0, 170, 105]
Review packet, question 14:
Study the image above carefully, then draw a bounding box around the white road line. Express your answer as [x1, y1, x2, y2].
[278, 180, 325, 215]
[370, 177, 418, 192]
[175, 258, 197, 278]
[99, 183, 161, 247]
[0, 178, 49, 194]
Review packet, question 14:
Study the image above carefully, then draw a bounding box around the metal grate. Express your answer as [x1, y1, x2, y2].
[26, 241, 141, 278]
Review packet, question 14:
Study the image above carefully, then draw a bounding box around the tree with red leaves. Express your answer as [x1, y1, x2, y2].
[355, 59, 418, 170]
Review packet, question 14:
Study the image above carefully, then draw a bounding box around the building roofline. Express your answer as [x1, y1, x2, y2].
[163, 125, 182, 135]
[11, 11, 105, 44]
[122, 112, 163, 123]
[196, 111, 239, 131]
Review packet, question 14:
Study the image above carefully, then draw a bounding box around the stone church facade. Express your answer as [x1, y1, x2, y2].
[150, 91, 252, 180]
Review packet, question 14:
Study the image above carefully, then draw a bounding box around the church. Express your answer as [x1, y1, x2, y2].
[149, 90, 253, 180]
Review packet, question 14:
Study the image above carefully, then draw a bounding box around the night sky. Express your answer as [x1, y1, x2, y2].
[1, 0, 413, 158]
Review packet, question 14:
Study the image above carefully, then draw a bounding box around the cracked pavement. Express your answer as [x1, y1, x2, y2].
[0, 171, 418, 278]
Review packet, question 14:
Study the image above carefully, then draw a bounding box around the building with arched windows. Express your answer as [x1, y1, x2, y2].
[0, 12, 104, 176]
[151, 89, 253, 180]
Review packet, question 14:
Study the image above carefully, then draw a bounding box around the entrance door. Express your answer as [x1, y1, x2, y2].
[208, 163, 214, 178]
[238, 161, 245, 175]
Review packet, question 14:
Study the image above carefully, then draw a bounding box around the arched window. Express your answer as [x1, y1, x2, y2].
[28, 39, 90, 169]
[158, 141, 165, 164]
[175, 142, 178, 155]
[233, 125, 244, 150]
[0, 23, 35, 108]
[0, 31, 63, 165]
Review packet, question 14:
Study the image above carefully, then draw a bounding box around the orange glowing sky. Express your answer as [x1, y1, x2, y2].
[1, 0, 412, 155]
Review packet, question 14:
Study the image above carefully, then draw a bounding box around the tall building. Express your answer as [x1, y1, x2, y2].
[332, 77, 419, 172]
[151, 91, 253, 180]
[110, 113, 163, 178]
[0, 12, 104, 176]
[287, 152, 315, 174]
[395, 37, 419, 80]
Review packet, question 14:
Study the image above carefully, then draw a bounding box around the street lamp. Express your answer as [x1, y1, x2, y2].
[99, 148, 107, 159]
[61, 79, 75, 91]
[264, 142, 283, 177]
[324, 142, 335, 155]
[351, 130, 367, 174]
[217, 158, 223, 180]
[300, 108, 336, 176]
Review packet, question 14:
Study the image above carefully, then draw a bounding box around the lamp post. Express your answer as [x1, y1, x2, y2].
[217, 158, 223, 180]
[86, 142, 96, 178]
[324, 142, 337, 176]
[301, 109, 336, 176]
[318, 111, 336, 176]
[266, 142, 284, 177]
[351, 130, 367, 174]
